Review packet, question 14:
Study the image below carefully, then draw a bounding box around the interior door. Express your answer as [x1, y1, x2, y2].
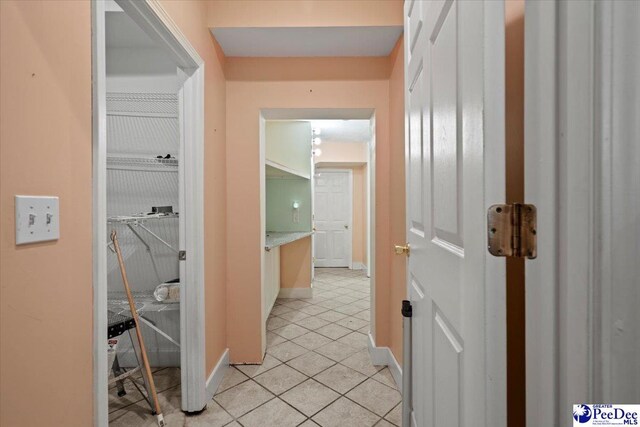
[314, 170, 352, 268]
[404, 1, 507, 426]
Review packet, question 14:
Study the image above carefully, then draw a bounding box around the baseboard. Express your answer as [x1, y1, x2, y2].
[205, 348, 229, 401]
[278, 287, 313, 299]
[351, 262, 367, 270]
[367, 333, 403, 391]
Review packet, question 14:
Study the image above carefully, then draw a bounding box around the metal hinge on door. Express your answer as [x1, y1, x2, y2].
[487, 203, 537, 259]
[178, 250, 186, 261]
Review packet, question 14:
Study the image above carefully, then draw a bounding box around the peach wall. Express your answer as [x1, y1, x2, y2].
[280, 237, 312, 289]
[159, 0, 228, 375]
[387, 37, 406, 363]
[226, 57, 392, 82]
[1, 3, 229, 425]
[226, 72, 392, 363]
[351, 166, 368, 266]
[208, 0, 403, 28]
[0, 2, 93, 426]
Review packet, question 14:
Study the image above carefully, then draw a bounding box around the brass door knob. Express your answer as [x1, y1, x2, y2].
[394, 244, 410, 256]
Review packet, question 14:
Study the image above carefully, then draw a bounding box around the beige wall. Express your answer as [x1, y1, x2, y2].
[314, 142, 368, 164]
[1, 3, 406, 424]
[0, 2, 228, 425]
[208, 0, 403, 28]
[226, 57, 393, 82]
[280, 237, 312, 289]
[351, 166, 368, 266]
[226, 61, 394, 363]
[505, 0, 525, 425]
[387, 38, 406, 363]
[0, 2, 93, 425]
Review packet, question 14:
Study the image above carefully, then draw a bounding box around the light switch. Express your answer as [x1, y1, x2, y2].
[15, 195, 60, 245]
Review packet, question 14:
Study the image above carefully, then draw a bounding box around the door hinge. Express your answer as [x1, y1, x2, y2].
[179, 250, 186, 261]
[487, 203, 537, 259]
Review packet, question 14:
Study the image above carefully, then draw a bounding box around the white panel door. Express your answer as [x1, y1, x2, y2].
[314, 170, 352, 268]
[404, 1, 506, 426]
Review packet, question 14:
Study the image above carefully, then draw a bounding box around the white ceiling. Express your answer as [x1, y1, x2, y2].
[211, 26, 403, 57]
[106, 11, 158, 49]
[309, 120, 371, 144]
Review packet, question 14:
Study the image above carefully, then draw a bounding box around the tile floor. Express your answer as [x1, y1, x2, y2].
[109, 268, 401, 427]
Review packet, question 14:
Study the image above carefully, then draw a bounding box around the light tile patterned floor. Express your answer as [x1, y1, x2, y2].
[109, 268, 401, 427]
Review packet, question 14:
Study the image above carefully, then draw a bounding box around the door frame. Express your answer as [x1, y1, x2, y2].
[92, 1, 206, 425]
[313, 168, 354, 269]
[525, 1, 628, 425]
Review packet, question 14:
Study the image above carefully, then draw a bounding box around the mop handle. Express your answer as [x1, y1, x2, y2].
[111, 230, 163, 417]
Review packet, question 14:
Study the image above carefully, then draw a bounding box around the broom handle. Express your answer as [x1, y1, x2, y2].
[111, 230, 162, 416]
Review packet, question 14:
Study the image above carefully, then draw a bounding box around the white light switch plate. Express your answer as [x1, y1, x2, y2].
[15, 195, 60, 245]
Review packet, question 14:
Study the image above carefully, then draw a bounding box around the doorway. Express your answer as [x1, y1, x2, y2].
[259, 109, 377, 349]
[313, 169, 353, 268]
[92, 1, 205, 425]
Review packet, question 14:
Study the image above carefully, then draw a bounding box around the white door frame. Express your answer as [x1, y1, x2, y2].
[525, 1, 639, 425]
[313, 168, 353, 269]
[92, 1, 205, 425]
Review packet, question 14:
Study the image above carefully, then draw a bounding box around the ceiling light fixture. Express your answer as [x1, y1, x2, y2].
[313, 137, 322, 146]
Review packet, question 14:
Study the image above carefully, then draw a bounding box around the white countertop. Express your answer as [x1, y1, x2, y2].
[265, 231, 313, 251]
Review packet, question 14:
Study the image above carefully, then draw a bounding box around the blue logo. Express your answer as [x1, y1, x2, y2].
[574, 405, 593, 423]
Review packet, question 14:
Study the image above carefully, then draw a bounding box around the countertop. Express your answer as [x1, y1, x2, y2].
[265, 231, 313, 251]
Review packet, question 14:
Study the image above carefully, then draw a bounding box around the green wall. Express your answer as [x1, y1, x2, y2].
[266, 177, 312, 232]
[265, 121, 311, 177]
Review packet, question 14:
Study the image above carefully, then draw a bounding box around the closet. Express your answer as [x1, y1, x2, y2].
[106, 92, 181, 367]
[104, 7, 184, 419]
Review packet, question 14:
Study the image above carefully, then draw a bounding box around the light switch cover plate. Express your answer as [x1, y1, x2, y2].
[15, 195, 60, 245]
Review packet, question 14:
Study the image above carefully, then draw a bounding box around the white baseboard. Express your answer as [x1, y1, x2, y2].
[205, 348, 229, 401]
[367, 333, 403, 391]
[351, 262, 367, 270]
[278, 287, 313, 299]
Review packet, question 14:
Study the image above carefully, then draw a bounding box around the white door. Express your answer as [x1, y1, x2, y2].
[404, 1, 507, 426]
[314, 170, 352, 268]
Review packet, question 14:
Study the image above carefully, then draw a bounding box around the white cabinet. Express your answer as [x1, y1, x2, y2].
[263, 247, 280, 323]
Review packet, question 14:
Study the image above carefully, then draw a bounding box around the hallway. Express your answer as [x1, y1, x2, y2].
[214, 267, 401, 426]
[110, 268, 401, 426]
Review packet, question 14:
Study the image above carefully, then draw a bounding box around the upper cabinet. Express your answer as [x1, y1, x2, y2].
[265, 121, 312, 179]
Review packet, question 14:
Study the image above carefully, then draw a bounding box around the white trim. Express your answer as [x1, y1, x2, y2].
[367, 333, 402, 391]
[525, 2, 560, 425]
[91, 2, 108, 426]
[93, 0, 206, 423]
[178, 64, 206, 413]
[367, 115, 376, 334]
[116, 0, 202, 68]
[278, 287, 313, 299]
[483, 3, 508, 426]
[205, 349, 230, 401]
